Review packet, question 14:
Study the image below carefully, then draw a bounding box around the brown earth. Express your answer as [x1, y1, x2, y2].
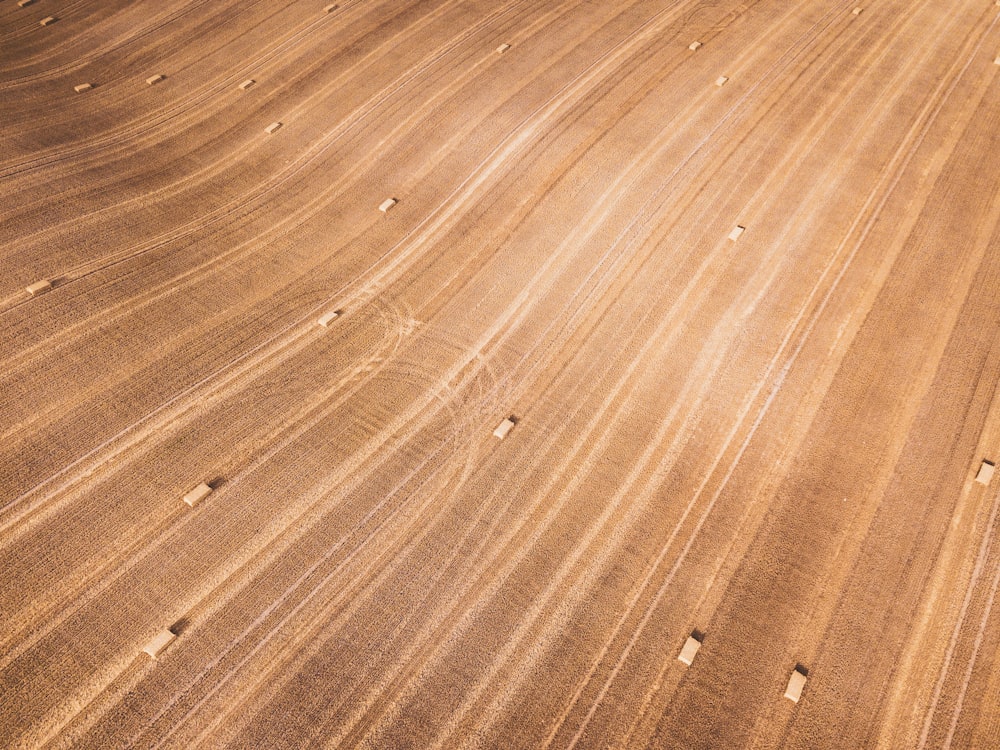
[2, 0, 1000, 747]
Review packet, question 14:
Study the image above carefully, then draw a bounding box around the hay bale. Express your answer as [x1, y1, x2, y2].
[379, 198, 397, 213]
[852, 6, 863, 14]
[689, 41, 702, 51]
[142, 630, 177, 659]
[493, 417, 516, 440]
[74, 83, 93, 93]
[146, 74, 165, 86]
[317, 310, 340, 327]
[182, 482, 213, 507]
[239, 79, 256, 90]
[324, 3, 339, 12]
[677, 635, 702, 666]
[784, 667, 807, 703]
[40, 16, 56, 26]
[497, 43, 511, 53]
[18, 0, 34, 8]
[975, 460, 995, 485]
[265, 122, 282, 134]
[26, 280, 52, 296]
[715, 76, 729, 87]
[728, 225, 746, 241]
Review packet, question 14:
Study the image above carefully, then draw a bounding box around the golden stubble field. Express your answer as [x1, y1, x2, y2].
[2, 0, 1000, 747]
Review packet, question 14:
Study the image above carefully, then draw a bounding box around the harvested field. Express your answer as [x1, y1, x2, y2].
[3, 1, 1000, 748]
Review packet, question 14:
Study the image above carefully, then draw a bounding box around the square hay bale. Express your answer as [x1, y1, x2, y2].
[317, 310, 340, 327]
[689, 41, 702, 51]
[728, 225, 746, 241]
[239, 79, 256, 90]
[497, 43, 511, 53]
[26, 279, 53, 296]
[995, 56, 1000, 66]
[379, 198, 397, 213]
[784, 667, 807, 703]
[143, 630, 177, 659]
[715, 76, 729, 87]
[40, 16, 56, 26]
[852, 6, 863, 14]
[265, 121, 282, 134]
[74, 83, 93, 93]
[18, 0, 34, 7]
[493, 416, 516, 440]
[146, 74, 165, 86]
[182, 482, 213, 507]
[677, 635, 702, 666]
[975, 460, 995, 485]
[324, 3, 339, 11]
